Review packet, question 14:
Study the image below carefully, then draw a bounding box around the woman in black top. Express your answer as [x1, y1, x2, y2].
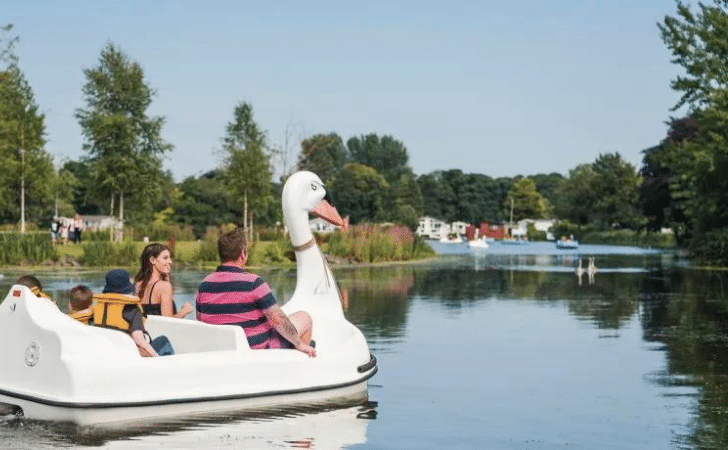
[133, 243, 193, 319]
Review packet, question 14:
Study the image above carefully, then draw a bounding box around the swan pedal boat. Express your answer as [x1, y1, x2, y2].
[555, 239, 579, 249]
[0, 171, 378, 426]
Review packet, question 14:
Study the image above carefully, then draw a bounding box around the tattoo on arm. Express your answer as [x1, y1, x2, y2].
[271, 310, 301, 345]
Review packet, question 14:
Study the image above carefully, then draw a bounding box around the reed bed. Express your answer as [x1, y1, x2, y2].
[326, 224, 434, 263]
[0, 233, 57, 265]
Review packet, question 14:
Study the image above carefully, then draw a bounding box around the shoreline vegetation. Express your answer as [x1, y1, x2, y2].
[0, 224, 437, 270]
[0, 224, 687, 272]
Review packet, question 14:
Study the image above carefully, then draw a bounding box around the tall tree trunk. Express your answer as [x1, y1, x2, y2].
[249, 212, 254, 242]
[110, 193, 115, 217]
[243, 189, 248, 233]
[119, 191, 125, 223]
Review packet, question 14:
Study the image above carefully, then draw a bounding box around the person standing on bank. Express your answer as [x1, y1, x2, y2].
[134, 243, 193, 318]
[72, 214, 84, 243]
[196, 228, 316, 357]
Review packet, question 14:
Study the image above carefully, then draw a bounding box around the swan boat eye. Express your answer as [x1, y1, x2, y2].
[311, 183, 318, 191]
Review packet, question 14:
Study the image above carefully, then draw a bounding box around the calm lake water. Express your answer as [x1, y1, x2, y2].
[2, 241, 728, 449]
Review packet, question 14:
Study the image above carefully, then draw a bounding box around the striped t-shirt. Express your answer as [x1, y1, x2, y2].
[195, 265, 285, 349]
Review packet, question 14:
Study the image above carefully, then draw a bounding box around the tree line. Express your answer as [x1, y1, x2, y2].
[2, 2, 728, 264]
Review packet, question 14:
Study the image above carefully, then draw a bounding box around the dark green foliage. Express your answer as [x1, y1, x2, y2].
[296, 133, 349, 184]
[689, 228, 728, 266]
[418, 170, 513, 224]
[646, 1, 728, 264]
[347, 134, 411, 185]
[531, 172, 565, 210]
[526, 223, 547, 242]
[507, 178, 547, 221]
[329, 163, 388, 224]
[555, 153, 642, 229]
[172, 171, 238, 237]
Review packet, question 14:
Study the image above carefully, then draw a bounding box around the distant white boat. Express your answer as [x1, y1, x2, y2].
[467, 238, 489, 249]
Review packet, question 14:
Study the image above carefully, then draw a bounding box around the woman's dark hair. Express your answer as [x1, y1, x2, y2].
[134, 243, 172, 299]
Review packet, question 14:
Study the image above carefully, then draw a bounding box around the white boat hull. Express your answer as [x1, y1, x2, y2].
[0, 285, 377, 425]
[0, 376, 370, 425]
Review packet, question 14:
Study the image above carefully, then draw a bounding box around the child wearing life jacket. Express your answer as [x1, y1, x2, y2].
[67, 285, 94, 324]
[98, 269, 174, 357]
[16, 275, 57, 308]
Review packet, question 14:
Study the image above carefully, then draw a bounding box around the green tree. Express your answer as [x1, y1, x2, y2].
[347, 134, 411, 184]
[173, 171, 237, 237]
[506, 177, 547, 222]
[639, 116, 694, 237]
[592, 153, 643, 229]
[329, 163, 388, 224]
[76, 43, 172, 225]
[658, 1, 728, 241]
[418, 170, 512, 225]
[0, 24, 58, 228]
[554, 164, 600, 225]
[532, 172, 565, 216]
[555, 153, 642, 229]
[63, 160, 102, 215]
[296, 133, 348, 184]
[220, 101, 272, 239]
[390, 172, 424, 227]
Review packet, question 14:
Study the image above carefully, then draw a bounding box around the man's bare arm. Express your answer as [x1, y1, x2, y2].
[263, 304, 316, 357]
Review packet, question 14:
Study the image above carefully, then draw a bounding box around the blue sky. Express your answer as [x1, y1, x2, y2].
[6, 0, 680, 182]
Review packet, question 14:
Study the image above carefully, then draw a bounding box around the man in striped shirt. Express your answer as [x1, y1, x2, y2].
[195, 228, 316, 357]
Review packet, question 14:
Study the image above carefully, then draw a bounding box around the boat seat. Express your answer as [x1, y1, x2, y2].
[144, 315, 250, 354]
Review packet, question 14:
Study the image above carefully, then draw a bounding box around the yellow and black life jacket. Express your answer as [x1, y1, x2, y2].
[93, 293, 143, 331]
[69, 308, 94, 325]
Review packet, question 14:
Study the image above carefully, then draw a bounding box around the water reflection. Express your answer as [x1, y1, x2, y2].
[0, 402, 377, 449]
[2, 253, 728, 449]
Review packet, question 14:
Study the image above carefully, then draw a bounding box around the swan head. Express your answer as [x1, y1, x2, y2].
[282, 171, 347, 247]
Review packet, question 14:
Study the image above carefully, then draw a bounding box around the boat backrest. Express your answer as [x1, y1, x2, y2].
[144, 315, 251, 354]
[92, 293, 142, 331]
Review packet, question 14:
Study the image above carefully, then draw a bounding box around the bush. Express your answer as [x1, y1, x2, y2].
[132, 223, 196, 242]
[0, 233, 57, 265]
[689, 228, 728, 267]
[527, 223, 548, 242]
[581, 230, 676, 248]
[81, 240, 138, 267]
[326, 224, 434, 263]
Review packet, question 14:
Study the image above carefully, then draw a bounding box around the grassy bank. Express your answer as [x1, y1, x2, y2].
[0, 225, 435, 269]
